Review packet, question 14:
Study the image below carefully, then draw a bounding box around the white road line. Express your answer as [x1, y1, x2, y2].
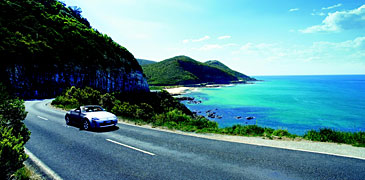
[25, 148, 63, 180]
[37, 116, 48, 121]
[106, 139, 156, 156]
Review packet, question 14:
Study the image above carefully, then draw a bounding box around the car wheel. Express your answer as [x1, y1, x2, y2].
[65, 115, 71, 125]
[83, 119, 90, 130]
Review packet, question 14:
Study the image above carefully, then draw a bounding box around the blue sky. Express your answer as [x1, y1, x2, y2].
[62, 0, 365, 75]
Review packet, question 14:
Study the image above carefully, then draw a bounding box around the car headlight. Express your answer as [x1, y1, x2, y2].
[91, 117, 99, 121]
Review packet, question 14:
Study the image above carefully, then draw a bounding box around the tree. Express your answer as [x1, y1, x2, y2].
[0, 83, 30, 179]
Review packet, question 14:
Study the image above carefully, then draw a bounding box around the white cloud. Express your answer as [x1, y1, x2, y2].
[199, 43, 237, 51]
[300, 5, 365, 33]
[313, 36, 365, 50]
[199, 44, 223, 51]
[182, 39, 190, 43]
[237, 37, 365, 63]
[218, 35, 231, 40]
[289, 8, 299, 12]
[239, 42, 287, 62]
[183, 35, 210, 43]
[301, 37, 365, 62]
[322, 3, 342, 10]
[192, 35, 210, 42]
[311, 12, 326, 16]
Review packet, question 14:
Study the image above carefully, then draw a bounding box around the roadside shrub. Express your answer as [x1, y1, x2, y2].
[74, 86, 101, 105]
[304, 128, 365, 146]
[352, 132, 365, 147]
[52, 95, 79, 109]
[221, 125, 265, 136]
[13, 166, 32, 180]
[0, 83, 30, 179]
[52, 86, 102, 109]
[272, 129, 290, 137]
[152, 109, 191, 126]
[113, 90, 191, 115]
[264, 128, 275, 137]
[304, 128, 343, 142]
[0, 126, 28, 179]
[111, 101, 138, 119]
[151, 109, 217, 131]
[99, 93, 117, 111]
[135, 103, 155, 122]
[0, 98, 29, 142]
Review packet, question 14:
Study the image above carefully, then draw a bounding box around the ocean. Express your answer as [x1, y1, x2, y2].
[181, 75, 365, 135]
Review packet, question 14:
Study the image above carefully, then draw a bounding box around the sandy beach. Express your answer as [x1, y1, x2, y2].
[163, 84, 234, 95]
[164, 87, 196, 95]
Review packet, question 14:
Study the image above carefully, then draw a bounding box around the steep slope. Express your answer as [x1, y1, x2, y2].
[205, 60, 256, 81]
[0, 0, 149, 98]
[142, 56, 239, 85]
[137, 59, 157, 66]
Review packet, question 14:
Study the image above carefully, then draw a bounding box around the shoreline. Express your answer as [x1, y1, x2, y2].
[163, 82, 245, 95]
[164, 86, 196, 95]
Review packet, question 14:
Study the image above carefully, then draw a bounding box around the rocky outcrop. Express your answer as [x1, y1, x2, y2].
[3, 64, 149, 99]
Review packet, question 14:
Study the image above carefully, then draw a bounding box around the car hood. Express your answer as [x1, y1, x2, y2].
[85, 111, 116, 119]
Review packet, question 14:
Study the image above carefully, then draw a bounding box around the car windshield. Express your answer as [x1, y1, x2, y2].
[84, 106, 104, 112]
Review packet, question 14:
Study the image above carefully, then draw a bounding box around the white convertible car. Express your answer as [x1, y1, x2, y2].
[65, 105, 118, 130]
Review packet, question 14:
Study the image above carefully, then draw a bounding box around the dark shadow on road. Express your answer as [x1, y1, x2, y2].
[66, 123, 119, 133]
[89, 126, 119, 133]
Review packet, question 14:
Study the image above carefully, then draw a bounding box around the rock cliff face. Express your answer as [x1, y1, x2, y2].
[3, 64, 149, 99]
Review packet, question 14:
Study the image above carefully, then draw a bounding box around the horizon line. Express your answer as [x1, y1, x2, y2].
[252, 74, 365, 77]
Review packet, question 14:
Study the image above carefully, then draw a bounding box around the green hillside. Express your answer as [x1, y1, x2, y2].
[0, 0, 149, 98]
[137, 59, 156, 66]
[205, 60, 256, 81]
[0, 0, 140, 71]
[142, 56, 253, 85]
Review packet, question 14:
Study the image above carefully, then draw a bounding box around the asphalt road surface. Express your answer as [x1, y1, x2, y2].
[24, 99, 365, 180]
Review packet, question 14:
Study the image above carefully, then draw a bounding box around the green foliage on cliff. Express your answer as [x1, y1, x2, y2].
[52, 86, 191, 115]
[0, 0, 140, 71]
[0, 83, 30, 179]
[142, 56, 255, 85]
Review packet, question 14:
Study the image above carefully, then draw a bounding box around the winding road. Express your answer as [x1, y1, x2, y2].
[24, 99, 365, 180]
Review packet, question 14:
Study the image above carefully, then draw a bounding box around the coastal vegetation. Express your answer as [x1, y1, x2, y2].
[0, 83, 31, 179]
[0, 0, 139, 70]
[1, 0, 147, 99]
[142, 56, 255, 85]
[304, 128, 365, 147]
[0, 0, 145, 178]
[52, 86, 365, 147]
[52, 86, 217, 130]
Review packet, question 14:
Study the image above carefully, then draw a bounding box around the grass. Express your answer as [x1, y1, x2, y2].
[304, 128, 365, 147]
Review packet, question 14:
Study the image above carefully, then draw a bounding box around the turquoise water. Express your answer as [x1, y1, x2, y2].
[182, 75, 365, 135]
